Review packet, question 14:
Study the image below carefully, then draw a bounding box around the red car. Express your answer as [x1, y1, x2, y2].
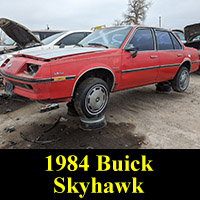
[0, 26, 199, 119]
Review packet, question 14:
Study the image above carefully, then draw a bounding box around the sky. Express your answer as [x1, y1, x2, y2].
[0, 0, 200, 32]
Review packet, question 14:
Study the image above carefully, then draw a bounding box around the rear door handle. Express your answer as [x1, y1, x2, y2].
[150, 55, 158, 59]
[177, 54, 182, 57]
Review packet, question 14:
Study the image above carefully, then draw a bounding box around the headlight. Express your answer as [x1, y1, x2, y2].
[0, 58, 10, 68]
[26, 63, 41, 76]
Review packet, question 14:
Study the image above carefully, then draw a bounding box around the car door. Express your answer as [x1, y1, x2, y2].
[121, 28, 159, 90]
[155, 30, 184, 82]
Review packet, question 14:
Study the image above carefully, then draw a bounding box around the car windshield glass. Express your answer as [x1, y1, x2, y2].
[192, 35, 200, 41]
[79, 26, 133, 48]
[33, 32, 40, 40]
[3, 37, 15, 45]
[42, 32, 66, 45]
[174, 31, 185, 41]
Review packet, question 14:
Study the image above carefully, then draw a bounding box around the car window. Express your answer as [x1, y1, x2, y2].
[42, 32, 66, 45]
[85, 32, 91, 37]
[33, 32, 40, 40]
[3, 37, 15, 46]
[39, 32, 62, 40]
[156, 31, 174, 50]
[57, 33, 88, 46]
[127, 29, 154, 51]
[170, 33, 182, 50]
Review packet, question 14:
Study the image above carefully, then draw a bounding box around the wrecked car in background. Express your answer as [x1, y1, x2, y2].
[172, 29, 186, 43]
[173, 23, 200, 72]
[173, 23, 200, 53]
[0, 30, 64, 55]
[184, 23, 200, 54]
[184, 23, 200, 72]
[0, 36, 18, 54]
[0, 18, 91, 66]
[0, 26, 199, 120]
[0, 18, 42, 55]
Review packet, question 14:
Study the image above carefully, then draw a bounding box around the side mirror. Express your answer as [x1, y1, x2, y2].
[125, 47, 138, 58]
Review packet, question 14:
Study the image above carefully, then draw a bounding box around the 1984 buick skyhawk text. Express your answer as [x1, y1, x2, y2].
[0, 26, 199, 119]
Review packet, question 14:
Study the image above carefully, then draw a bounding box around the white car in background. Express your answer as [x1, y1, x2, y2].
[0, 18, 91, 65]
[0, 30, 64, 54]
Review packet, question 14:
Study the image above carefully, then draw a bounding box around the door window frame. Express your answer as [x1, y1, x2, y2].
[123, 27, 157, 52]
[153, 29, 183, 51]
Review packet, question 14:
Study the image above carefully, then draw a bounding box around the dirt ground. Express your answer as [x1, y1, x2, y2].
[0, 73, 200, 149]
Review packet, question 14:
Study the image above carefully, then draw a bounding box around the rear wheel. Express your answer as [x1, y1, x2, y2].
[171, 66, 190, 92]
[74, 78, 110, 118]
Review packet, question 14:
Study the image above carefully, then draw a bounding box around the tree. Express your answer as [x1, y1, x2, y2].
[114, 0, 152, 26]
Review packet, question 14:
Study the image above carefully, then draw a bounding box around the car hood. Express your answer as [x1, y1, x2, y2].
[184, 23, 200, 41]
[0, 18, 42, 48]
[16, 47, 108, 61]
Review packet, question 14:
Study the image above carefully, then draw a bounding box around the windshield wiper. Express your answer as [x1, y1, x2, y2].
[74, 43, 84, 47]
[88, 42, 108, 49]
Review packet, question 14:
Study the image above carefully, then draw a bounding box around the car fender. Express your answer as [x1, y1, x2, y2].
[180, 57, 192, 71]
[71, 65, 116, 97]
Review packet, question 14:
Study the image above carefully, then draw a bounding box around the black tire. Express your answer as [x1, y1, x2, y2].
[171, 66, 190, 92]
[74, 77, 110, 118]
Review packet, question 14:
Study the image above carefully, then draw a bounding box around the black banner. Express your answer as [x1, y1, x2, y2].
[0, 150, 198, 199]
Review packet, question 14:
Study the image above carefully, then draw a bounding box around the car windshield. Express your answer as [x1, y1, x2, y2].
[3, 37, 15, 46]
[79, 26, 133, 48]
[173, 31, 185, 41]
[192, 35, 200, 41]
[42, 32, 66, 45]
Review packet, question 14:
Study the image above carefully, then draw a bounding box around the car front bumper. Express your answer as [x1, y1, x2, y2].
[0, 69, 75, 103]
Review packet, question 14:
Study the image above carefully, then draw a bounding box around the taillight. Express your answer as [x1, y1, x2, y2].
[1, 59, 10, 68]
[25, 63, 41, 76]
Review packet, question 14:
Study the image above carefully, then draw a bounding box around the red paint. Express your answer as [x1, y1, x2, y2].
[0, 26, 199, 103]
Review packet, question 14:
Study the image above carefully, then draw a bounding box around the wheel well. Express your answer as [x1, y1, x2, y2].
[181, 61, 191, 72]
[171, 61, 191, 81]
[72, 68, 115, 97]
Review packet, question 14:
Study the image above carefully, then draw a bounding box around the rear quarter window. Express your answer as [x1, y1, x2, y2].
[170, 33, 183, 50]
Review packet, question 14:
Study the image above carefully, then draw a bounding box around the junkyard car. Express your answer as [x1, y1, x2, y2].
[173, 24, 200, 54]
[172, 29, 186, 44]
[0, 18, 91, 65]
[0, 26, 199, 119]
[184, 23, 200, 55]
[0, 30, 63, 54]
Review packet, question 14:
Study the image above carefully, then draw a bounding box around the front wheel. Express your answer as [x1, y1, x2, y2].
[74, 78, 110, 118]
[171, 67, 190, 92]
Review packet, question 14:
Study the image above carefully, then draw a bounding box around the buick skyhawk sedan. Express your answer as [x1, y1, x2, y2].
[0, 26, 199, 119]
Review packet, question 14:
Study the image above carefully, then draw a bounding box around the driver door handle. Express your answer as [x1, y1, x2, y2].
[150, 55, 158, 59]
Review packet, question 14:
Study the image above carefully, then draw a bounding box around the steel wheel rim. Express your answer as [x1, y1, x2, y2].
[85, 84, 108, 116]
[179, 70, 189, 91]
